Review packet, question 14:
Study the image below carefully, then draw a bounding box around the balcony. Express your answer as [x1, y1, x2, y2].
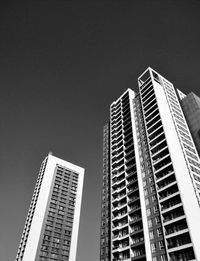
[167, 232, 192, 250]
[127, 186, 139, 196]
[123, 113, 131, 123]
[144, 103, 158, 119]
[126, 170, 137, 180]
[154, 162, 172, 177]
[143, 97, 157, 113]
[112, 175, 126, 187]
[112, 130, 123, 141]
[125, 152, 135, 162]
[129, 203, 140, 212]
[165, 219, 188, 237]
[126, 165, 136, 175]
[127, 178, 138, 188]
[113, 201, 127, 212]
[128, 193, 139, 204]
[148, 125, 163, 142]
[112, 117, 122, 129]
[122, 94, 129, 104]
[122, 106, 131, 120]
[146, 113, 160, 129]
[130, 237, 144, 247]
[124, 139, 133, 149]
[112, 141, 123, 152]
[112, 165, 125, 177]
[124, 132, 133, 142]
[112, 249, 130, 261]
[141, 85, 153, 101]
[147, 119, 162, 136]
[155, 165, 174, 181]
[129, 214, 141, 223]
[130, 225, 143, 236]
[131, 244, 146, 260]
[168, 246, 195, 261]
[153, 152, 170, 167]
[123, 118, 131, 129]
[113, 210, 128, 221]
[112, 124, 122, 135]
[157, 177, 176, 192]
[149, 132, 165, 149]
[162, 206, 185, 224]
[113, 229, 129, 241]
[124, 125, 132, 136]
[143, 92, 155, 108]
[112, 135, 123, 146]
[112, 156, 124, 167]
[112, 111, 122, 123]
[125, 143, 134, 154]
[139, 72, 152, 88]
[151, 140, 168, 156]
[122, 102, 130, 114]
[112, 193, 126, 203]
[160, 194, 182, 212]
[159, 187, 179, 203]
[112, 147, 124, 157]
[111, 106, 121, 117]
[145, 108, 159, 124]
[112, 220, 128, 231]
[112, 120, 123, 131]
[126, 158, 136, 168]
[113, 244, 129, 253]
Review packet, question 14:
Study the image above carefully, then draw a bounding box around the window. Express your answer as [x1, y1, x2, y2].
[147, 209, 151, 216]
[40, 251, 48, 257]
[152, 195, 156, 202]
[148, 219, 153, 228]
[154, 205, 158, 213]
[151, 243, 156, 253]
[155, 216, 160, 224]
[159, 241, 165, 250]
[157, 228, 162, 236]
[145, 198, 150, 206]
[194, 174, 200, 182]
[161, 254, 167, 261]
[53, 238, 60, 243]
[41, 245, 48, 251]
[149, 177, 154, 184]
[149, 231, 154, 239]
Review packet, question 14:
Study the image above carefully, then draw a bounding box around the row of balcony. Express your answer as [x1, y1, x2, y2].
[111, 106, 131, 128]
[112, 245, 145, 261]
[139, 78, 195, 260]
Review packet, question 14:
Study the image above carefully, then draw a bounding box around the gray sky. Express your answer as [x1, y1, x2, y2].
[1, 1, 200, 261]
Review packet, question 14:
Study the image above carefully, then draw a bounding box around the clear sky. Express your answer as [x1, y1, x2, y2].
[1, 1, 200, 261]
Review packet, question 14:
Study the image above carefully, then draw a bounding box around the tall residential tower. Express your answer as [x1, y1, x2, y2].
[16, 153, 84, 261]
[100, 68, 200, 261]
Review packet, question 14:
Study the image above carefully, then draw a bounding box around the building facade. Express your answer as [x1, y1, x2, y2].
[179, 92, 200, 158]
[16, 153, 84, 261]
[100, 68, 200, 261]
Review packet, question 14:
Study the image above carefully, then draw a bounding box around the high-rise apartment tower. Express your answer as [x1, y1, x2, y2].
[16, 153, 84, 261]
[100, 68, 200, 261]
